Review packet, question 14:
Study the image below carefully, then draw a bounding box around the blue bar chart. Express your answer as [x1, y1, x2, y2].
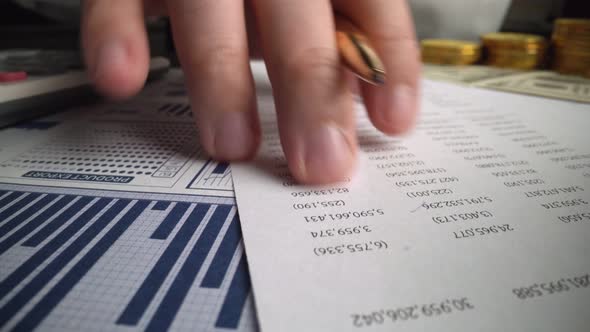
[0, 188, 256, 332]
[212, 162, 230, 175]
[187, 160, 233, 191]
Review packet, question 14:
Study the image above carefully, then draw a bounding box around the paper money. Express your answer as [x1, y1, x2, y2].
[422, 64, 519, 84]
[472, 70, 590, 103]
[423, 64, 590, 103]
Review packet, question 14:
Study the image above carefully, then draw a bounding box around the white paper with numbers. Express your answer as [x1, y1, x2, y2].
[232, 77, 590, 332]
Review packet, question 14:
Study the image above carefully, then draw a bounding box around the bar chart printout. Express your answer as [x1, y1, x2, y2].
[0, 186, 256, 332]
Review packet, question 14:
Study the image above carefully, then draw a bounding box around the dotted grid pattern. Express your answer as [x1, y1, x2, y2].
[0, 92, 236, 193]
[0, 186, 257, 332]
[89, 93, 231, 193]
[1, 121, 196, 179]
[94, 93, 232, 192]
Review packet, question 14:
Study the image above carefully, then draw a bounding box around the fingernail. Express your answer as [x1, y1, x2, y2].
[386, 84, 415, 123]
[374, 84, 417, 134]
[213, 112, 257, 160]
[94, 40, 127, 78]
[302, 124, 355, 183]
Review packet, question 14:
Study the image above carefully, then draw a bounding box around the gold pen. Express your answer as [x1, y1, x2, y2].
[335, 14, 386, 85]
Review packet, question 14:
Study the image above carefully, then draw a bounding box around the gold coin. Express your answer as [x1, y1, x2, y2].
[552, 34, 590, 44]
[552, 53, 590, 76]
[421, 55, 481, 64]
[482, 32, 546, 50]
[420, 39, 482, 65]
[422, 51, 480, 62]
[486, 54, 545, 63]
[486, 46, 545, 65]
[549, 19, 590, 77]
[553, 19, 590, 34]
[422, 58, 476, 66]
[554, 52, 590, 60]
[421, 49, 481, 58]
[422, 55, 480, 66]
[485, 55, 543, 70]
[555, 18, 590, 27]
[421, 49, 479, 57]
[553, 45, 590, 56]
[553, 52, 590, 64]
[554, 65, 590, 76]
[421, 52, 480, 59]
[488, 47, 547, 56]
[552, 40, 590, 54]
[553, 19, 590, 45]
[421, 39, 481, 54]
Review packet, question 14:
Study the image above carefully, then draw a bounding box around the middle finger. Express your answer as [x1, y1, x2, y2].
[167, 0, 260, 161]
[252, 0, 357, 184]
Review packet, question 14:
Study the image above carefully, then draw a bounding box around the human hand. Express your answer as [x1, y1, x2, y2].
[81, 0, 420, 184]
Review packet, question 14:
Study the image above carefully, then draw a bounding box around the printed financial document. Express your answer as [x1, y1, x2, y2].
[232, 80, 590, 331]
[0, 70, 256, 332]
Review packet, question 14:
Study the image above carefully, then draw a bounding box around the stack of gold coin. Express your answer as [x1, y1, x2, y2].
[481, 33, 547, 70]
[421, 39, 482, 65]
[551, 19, 590, 77]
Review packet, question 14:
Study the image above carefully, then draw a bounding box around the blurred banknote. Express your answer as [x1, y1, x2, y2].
[424, 64, 590, 103]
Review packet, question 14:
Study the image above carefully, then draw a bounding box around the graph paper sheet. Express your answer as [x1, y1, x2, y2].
[232, 80, 590, 331]
[0, 70, 257, 332]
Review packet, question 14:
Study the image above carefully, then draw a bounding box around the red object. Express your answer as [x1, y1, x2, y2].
[0, 71, 28, 82]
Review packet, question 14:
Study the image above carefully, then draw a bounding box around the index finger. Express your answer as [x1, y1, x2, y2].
[81, 0, 150, 99]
